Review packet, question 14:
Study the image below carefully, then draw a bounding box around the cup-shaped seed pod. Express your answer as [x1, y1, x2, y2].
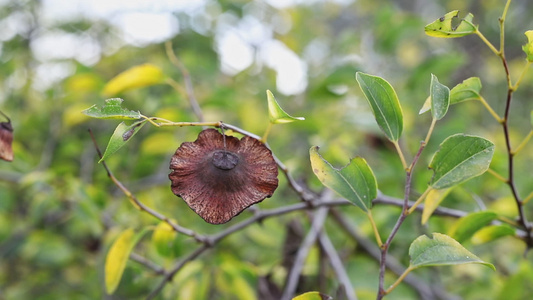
[169, 128, 279, 224]
[0, 117, 13, 162]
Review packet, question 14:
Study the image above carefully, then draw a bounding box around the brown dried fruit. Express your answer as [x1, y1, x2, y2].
[0, 111, 13, 162]
[169, 128, 279, 224]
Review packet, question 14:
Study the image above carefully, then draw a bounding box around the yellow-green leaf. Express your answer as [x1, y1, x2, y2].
[448, 211, 498, 243]
[472, 224, 515, 245]
[105, 229, 136, 294]
[152, 221, 177, 257]
[103, 64, 165, 96]
[421, 188, 452, 224]
[419, 96, 432, 115]
[267, 90, 304, 124]
[425, 10, 477, 38]
[292, 291, 333, 300]
[450, 77, 482, 104]
[522, 30, 533, 62]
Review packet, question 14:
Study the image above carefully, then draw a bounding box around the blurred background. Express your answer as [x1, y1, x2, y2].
[1, 0, 533, 299]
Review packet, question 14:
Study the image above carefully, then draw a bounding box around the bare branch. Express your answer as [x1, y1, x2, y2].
[165, 41, 204, 123]
[130, 252, 166, 276]
[378, 141, 427, 299]
[374, 192, 467, 218]
[318, 230, 357, 300]
[146, 245, 210, 300]
[281, 206, 329, 300]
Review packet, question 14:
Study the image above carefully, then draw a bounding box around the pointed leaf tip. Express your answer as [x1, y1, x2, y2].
[310, 146, 377, 212]
[409, 233, 495, 270]
[266, 90, 305, 124]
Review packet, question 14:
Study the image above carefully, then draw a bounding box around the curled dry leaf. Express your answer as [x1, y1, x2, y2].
[169, 128, 278, 224]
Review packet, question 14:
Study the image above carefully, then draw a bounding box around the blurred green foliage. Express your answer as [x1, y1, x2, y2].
[1, 0, 533, 299]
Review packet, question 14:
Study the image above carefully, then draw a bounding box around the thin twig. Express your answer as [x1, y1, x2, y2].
[373, 192, 466, 218]
[318, 230, 357, 300]
[281, 206, 330, 300]
[377, 141, 426, 299]
[165, 41, 204, 122]
[487, 0, 533, 251]
[210, 199, 345, 244]
[130, 252, 166, 275]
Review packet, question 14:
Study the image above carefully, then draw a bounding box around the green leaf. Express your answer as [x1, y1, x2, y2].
[99, 121, 146, 163]
[448, 211, 498, 243]
[430, 74, 450, 120]
[267, 90, 305, 124]
[82, 98, 141, 120]
[472, 224, 515, 244]
[292, 291, 333, 300]
[425, 10, 477, 38]
[530, 111, 533, 126]
[419, 77, 481, 114]
[421, 188, 452, 224]
[105, 228, 149, 294]
[152, 221, 177, 257]
[409, 233, 495, 270]
[429, 134, 494, 189]
[450, 77, 482, 104]
[355, 72, 403, 141]
[102, 63, 165, 96]
[310, 146, 377, 212]
[523, 30, 533, 62]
